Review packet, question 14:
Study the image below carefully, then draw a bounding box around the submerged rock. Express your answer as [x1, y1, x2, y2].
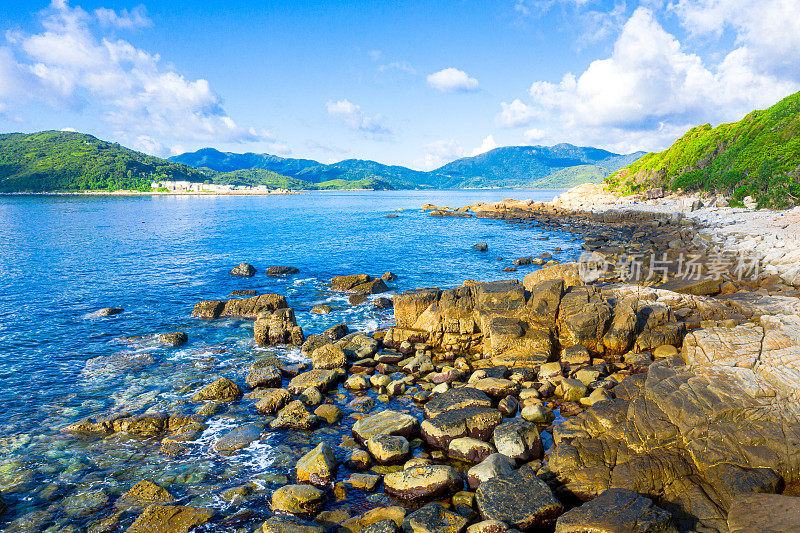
[191, 377, 242, 402]
[116, 480, 174, 511]
[214, 424, 262, 454]
[125, 504, 213, 533]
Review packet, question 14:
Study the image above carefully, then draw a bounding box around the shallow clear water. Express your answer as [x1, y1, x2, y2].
[0, 189, 577, 529]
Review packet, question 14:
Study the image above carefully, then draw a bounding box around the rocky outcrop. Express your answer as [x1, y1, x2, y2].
[271, 484, 325, 516]
[331, 274, 389, 294]
[192, 293, 288, 319]
[554, 488, 676, 533]
[547, 354, 797, 531]
[191, 377, 242, 402]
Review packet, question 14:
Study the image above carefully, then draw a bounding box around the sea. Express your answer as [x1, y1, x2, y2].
[0, 189, 577, 530]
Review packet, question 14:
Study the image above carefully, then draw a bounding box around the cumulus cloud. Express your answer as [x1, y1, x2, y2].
[427, 68, 479, 92]
[414, 139, 465, 171]
[470, 135, 498, 156]
[0, 1, 278, 151]
[524, 128, 546, 143]
[415, 135, 500, 170]
[518, 6, 800, 153]
[496, 99, 538, 128]
[326, 99, 391, 136]
[94, 5, 152, 30]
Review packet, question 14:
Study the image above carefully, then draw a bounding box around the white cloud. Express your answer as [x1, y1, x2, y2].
[377, 61, 416, 74]
[132, 134, 164, 155]
[368, 49, 382, 61]
[94, 5, 152, 30]
[519, 6, 800, 152]
[326, 99, 391, 136]
[0, 0, 277, 150]
[524, 128, 546, 142]
[414, 139, 465, 171]
[470, 135, 498, 156]
[496, 98, 538, 128]
[427, 68, 479, 92]
[60, 126, 77, 131]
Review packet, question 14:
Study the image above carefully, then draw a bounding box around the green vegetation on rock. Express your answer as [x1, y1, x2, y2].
[607, 91, 800, 208]
[0, 131, 205, 192]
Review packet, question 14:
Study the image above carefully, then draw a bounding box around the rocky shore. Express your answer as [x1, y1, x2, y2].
[3, 187, 800, 533]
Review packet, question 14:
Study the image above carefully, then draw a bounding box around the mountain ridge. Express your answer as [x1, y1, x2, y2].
[170, 144, 646, 190]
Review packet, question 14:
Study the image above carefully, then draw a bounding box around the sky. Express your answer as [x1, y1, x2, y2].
[1, 0, 799, 170]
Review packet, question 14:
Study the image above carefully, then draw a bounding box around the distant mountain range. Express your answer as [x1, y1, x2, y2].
[170, 144, 646, 190]
[0, 129, 644, 192]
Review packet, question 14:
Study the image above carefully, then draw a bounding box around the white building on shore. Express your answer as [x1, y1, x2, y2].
[150, 180, 286, 194]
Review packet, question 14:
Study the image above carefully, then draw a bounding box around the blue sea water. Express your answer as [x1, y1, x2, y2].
[0, 189, 577, 528]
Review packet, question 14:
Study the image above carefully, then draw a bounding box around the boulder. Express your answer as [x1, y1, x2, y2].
[222, 293, 288, 318]
[467, 453, 516, 490]
[296, 443, 337, 486]
[338, 333, 380, 359]
[311, 343, 348, 370]
[384, 464, 461, 500]
[125, 504, 213, 533]
[254, 388, 292, 414]
[246, 363, 283, 388]
[554, 488, 676, 533]
[523, 263, 584, 289]
[424, 387, 493, 419]
[602, 295, 637, 355]
[421, 407, 503, 449]
[473, 243, 488, 252]
[311, 304, 332, 314]
[402, 503, 468, 533]
[255, 307, 304, 346]
[270, 400, 321, 430]
[493, 420, 542, 462]
[214, 424, 262, 454]
[287, 370, 339, 395]
[158, 332, 188, 347]
[331, 274, 371, 291]
[475, 465, 563, 529]
[352, 410, 420, 444]
[362, 519, 401, 533]
[367, 435, 410, 465]
[314, 404, 343, 424]
[191, 300, 225, 319]
[271, 484, 324, 516]
[230, 262, 256, 276]
[191, 377, 242, 402]
[448, 437, 496, 463]
[267, 266, 300, 277]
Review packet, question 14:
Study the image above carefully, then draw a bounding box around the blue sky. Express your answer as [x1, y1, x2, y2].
[1, 0, 799, 169]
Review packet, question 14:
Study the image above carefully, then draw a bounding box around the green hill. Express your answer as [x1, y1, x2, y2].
[212, 168, 394, 190]
[607, 91, 800, 208]
[0, 131, 205, 192]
